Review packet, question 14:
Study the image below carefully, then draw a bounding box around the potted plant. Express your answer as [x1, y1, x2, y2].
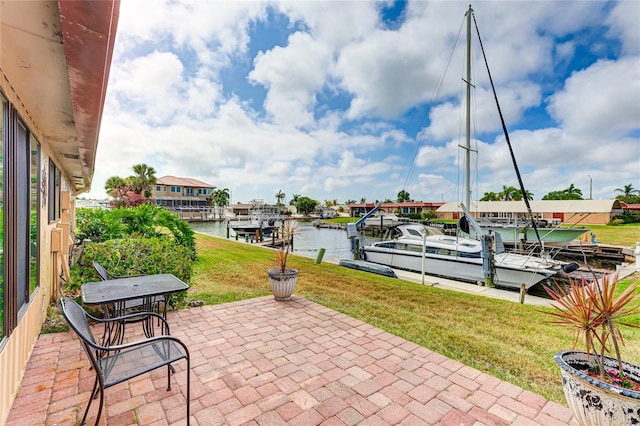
[267, 218, 299, 301]
[544, 272, 640, 426]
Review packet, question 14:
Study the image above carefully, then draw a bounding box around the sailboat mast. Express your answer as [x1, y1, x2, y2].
[464, 5, 473, 211]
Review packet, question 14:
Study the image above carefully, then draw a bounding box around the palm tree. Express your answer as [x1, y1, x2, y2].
[480, 191, 500, 201]
[397, 190, 410, 203]
[130, 163, 157, 198]
[275, 190, 286, 206]
[499, 185, 518, 201]
[564, 183, 583, 197]
[289, 194, 300, 206]
[512, 189, 534, 201]
[615, 184, 639, 198]
[104, 176, 126, 197]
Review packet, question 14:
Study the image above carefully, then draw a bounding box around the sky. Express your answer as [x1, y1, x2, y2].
[85, 0, 640, 205]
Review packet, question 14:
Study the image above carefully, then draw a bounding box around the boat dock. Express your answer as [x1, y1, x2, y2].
[328, 259, 638, 307]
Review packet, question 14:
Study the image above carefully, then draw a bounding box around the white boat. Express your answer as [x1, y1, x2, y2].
[361, 6, 578, 291]
[362, 224, 567, 290]
[474, 221, 588, 247]
[228, 219, 278, 237]
[364, 213, 412, 228]
[227, 201, 284, 237]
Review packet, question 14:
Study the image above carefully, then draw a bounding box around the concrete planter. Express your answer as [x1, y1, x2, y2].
[267, 268, 299, 301]
[555, 350, 640, 426]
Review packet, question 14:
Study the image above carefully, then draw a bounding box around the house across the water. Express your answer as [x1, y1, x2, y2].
[151, 175, 216, 220]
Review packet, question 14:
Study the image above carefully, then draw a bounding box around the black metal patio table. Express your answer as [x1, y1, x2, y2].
[81, 274, 189, 347]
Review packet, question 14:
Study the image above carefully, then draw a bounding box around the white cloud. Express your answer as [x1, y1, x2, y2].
[547, 57, 640, 139]
[249, 32, 332, 127]
[86, 0, 638, 205]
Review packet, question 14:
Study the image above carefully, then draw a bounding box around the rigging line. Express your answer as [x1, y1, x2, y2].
[399, 14, 467, 194]
[471, 12, 543, 247]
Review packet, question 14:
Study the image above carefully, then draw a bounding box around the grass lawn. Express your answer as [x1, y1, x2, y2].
[189, 231, 640, 406]
[582, 222, 640, 247]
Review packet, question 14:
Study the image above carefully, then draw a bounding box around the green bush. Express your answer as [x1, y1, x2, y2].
[76, 205, 195, 259]
[608, 214, 640, 225]
[75, 208, 126, 242]
[71, 237, 193, 307]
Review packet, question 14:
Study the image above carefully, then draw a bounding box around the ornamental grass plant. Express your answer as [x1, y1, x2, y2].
[544, 273, 640, 389]
[273, 218, 299, 273]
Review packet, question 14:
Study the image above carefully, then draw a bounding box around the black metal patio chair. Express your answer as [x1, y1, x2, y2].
[60, 297, 190, 425]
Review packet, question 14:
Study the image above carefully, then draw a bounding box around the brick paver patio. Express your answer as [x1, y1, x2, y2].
[7, 296, 577, 425]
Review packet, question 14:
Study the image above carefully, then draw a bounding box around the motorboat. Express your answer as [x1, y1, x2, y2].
[361, 224, 569, 290]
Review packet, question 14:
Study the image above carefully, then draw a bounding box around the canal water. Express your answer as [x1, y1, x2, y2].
[190, 220, 357, 262]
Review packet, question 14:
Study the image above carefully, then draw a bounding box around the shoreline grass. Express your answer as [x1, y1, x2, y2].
[190, 232, 640, 405]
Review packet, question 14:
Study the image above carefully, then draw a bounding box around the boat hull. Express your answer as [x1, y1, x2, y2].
[338, 259, 398, 278]
[362, 246, 553, 290]
[475, 225, 588, 247]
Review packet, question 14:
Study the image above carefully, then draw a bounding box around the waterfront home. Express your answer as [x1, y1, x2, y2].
[152, 175, 216, 211]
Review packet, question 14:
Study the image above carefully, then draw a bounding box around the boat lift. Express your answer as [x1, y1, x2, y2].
[347, 203, 382, 259]
[459, 203, 498, 287]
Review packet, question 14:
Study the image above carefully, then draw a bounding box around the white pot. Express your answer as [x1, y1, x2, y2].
[267, 268, 299, 301]
[555, 350, 640, 426]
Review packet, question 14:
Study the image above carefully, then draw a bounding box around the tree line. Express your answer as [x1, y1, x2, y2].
[480, 183, 640, 203]
[104, 164, 639, 214]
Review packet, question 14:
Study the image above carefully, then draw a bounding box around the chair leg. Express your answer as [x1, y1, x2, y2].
[81, 377, 99, 425]
[167, 365, 172, 391]
[186, 357, 191, 426]
[94, 386, 105, 426]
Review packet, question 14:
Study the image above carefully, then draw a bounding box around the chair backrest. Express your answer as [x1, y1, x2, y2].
[60, 298, 97, 349]
[93, 261, 109, 281]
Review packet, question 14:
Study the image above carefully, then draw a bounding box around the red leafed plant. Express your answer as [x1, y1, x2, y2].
[545, 273, 640, 387]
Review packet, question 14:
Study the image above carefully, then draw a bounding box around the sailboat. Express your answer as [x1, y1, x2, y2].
[361, 5, 576, 290]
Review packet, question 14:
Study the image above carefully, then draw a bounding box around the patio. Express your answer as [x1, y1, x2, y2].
[7, 296, 577, 425]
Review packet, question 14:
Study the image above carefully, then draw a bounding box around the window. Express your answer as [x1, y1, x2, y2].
[48, 161, 61, 222]
[29, 138, 40, 295]
[0, 96, 5, 337]
[2, 101, 41, 335]
[185, 188, 193, 195]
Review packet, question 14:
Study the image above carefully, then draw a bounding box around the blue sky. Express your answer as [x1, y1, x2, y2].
[86, 0, 640, 205]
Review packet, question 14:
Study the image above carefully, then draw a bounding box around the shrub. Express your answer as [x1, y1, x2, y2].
[608, 213, 640, 225]
[75, 208, 126, 242]
[71, 237, 193, 307]
[76, 205, 195, 259]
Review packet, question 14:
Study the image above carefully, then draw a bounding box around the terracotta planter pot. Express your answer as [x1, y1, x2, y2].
[554, 350, 640, 426]
[267, 268, 299, 301]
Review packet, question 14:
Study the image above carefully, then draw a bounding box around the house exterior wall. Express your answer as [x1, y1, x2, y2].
[152, 185, 213, 202]
[0, 1, 118, 422]
[151, 177, 215, 210]
[0, 72, 75, 422]
[349, 202, 445, 217]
